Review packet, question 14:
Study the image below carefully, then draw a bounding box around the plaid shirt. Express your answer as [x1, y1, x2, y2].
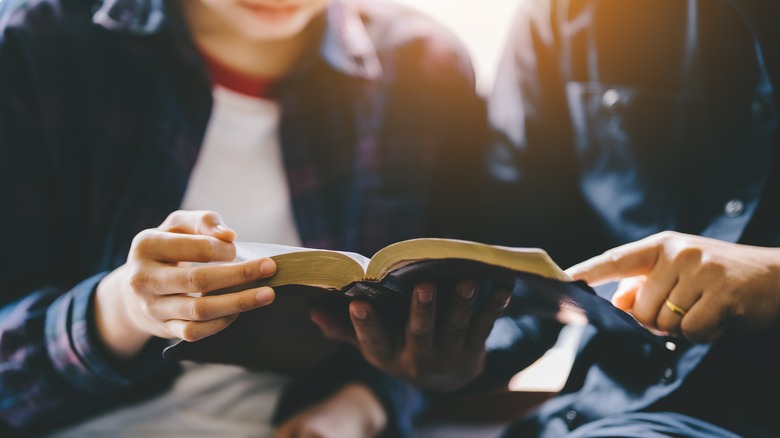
[0, 0, 486, 433]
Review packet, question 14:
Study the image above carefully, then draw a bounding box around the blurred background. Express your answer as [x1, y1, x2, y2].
[0, 0, 518, 92]
[393, 0, 520, 95]
[396, 0, 582, 395]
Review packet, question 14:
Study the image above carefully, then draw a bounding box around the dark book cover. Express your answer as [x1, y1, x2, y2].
[163, 260, 660, 373]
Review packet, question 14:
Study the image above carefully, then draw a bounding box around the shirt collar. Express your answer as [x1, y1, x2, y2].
[92, 0, 382, 80]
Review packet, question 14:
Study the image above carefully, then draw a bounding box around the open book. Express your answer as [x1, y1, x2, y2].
[163, 238, 659, 373]
[215, 238, 569, 299]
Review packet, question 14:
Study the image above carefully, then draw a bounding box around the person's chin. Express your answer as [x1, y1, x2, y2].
[238, 14, 311, 41]
[247, 26, 307, 42]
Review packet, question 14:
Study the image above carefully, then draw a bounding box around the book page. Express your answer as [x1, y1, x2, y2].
[235, 242, 372, 271]
[231, 242, 370, 290]
[367, 238, 570, 281]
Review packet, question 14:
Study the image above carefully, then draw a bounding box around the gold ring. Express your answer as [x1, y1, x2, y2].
[664, 299, 688, 317]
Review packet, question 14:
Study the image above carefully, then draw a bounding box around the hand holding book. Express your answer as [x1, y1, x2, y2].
[163, 238, 661, 374]
[312, 280, 514, 392]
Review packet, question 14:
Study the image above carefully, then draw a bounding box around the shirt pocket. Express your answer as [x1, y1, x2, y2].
[565, 82, 695, 240]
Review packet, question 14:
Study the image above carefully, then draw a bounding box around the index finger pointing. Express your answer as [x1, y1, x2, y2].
[566, 241, 661, 286]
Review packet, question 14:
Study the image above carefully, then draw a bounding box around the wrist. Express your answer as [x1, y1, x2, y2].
[94, 268, 152, 359]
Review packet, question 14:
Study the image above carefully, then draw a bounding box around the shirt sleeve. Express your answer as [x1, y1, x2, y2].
[0, 20, 178, 433]
[0, 274, 178, 433]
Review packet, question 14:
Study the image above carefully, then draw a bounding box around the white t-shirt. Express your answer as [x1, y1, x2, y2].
[51, 86, 301, 437]
[181, 85, 302, 246]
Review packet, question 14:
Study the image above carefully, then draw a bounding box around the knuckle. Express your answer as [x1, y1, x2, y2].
[443, 316, 469, 333]
[241, 262, 256, 282]
[189, 300, 210, 320]
[698, 260, 725, 279]
[604, 248, 621, 265]
[185, 269, 211, 292]
[194, 238, 217, 261]
[408, 328, 431, 343]
[235, 293, 256, 312]
[650, 232, 676, 255]
[128, 270, 151, 292]
[656, 230, 677, 242]
[412, 296, 436, 313]
[413, 307, 434, 319]
[161, 210, 185, 229]
[131, 229, 157, 254]
[201, 210, 220, 225]
[673, 247, 703, 265]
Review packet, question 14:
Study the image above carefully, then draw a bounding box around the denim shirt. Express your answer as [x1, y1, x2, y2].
[480, 1, 780, 437]
[484, 0, 779, 268]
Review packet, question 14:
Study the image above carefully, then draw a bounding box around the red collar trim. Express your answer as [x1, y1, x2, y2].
[200, 48, 274, 99]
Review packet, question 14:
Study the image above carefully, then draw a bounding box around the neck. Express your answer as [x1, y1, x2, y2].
[181, 2, 317, 80]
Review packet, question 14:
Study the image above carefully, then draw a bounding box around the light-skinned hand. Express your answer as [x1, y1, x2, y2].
[567, 231, 780, 342]
[95, 210, 277, 359]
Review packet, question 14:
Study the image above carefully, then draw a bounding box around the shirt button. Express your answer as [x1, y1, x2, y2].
[751, 99, 768, 121]
[659, 367, 675, 385]
[601, 89, 621, 114]
[665, 341, 677, 352]
[724, 199, 745, 217]
[565, 409, 578, 425]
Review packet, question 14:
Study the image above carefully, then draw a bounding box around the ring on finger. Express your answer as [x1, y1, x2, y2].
[664, 298, 688, 317]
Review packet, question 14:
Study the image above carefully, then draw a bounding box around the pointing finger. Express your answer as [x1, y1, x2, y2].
[567, 241, 661, 286]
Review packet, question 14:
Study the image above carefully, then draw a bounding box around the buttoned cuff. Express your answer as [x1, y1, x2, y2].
[45, 272, 171, 395]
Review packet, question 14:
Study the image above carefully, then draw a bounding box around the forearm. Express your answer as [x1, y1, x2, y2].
[0, 274, 177, 433]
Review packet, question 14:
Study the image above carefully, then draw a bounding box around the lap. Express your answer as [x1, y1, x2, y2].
[48, 363, 290, 437]
[565, 412, 741, 438]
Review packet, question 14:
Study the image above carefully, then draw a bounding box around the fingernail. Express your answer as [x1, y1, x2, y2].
[417, 287, 435, 304]
[351, 306, 368, 320]
[256, 287, 275, 305]
[260, 259, 276, 275]
[459, 284, 477, 300]
[214, 224, 234, 236]
[502, 296, 511, 308]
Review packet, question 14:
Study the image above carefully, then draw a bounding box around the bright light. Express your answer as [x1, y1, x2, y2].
[391, 0, 520, 95]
